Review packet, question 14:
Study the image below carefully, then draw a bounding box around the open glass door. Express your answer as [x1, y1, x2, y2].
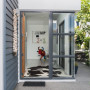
[21, 12, 50, 78]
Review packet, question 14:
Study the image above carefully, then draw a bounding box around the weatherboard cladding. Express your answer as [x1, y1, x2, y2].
[6, 0, 18, 90]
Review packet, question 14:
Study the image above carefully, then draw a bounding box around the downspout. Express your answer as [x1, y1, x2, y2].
[2, 0, 6, 90]
[0, 0, 4, 90]
[0, 0, 6, 90]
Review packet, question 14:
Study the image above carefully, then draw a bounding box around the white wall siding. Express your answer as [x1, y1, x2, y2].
[19, 0, 81, 11]
[0, 0, 5, 90]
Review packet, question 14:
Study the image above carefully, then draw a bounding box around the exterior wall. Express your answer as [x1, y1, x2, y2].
[19, 0, 81, 11]
[5, 0, 18, 90]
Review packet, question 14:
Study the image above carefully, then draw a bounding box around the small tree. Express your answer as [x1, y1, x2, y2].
[75, 29, 85, 48]
[76, 0, 90, 31]
[84, 37, 90, 50]
[75, 0, 90, 65]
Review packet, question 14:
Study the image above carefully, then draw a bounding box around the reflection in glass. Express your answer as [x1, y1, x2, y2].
[53, 35, 74, 55]
[53, 58, 74, 78]
[53, 13, 74, 33]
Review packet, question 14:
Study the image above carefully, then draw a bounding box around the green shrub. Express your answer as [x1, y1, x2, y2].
[84, 37, 90, 50]
[85, 51, 89, 59]
[75, 43, 81, 49]
[75, 29, 86, 47]
[85, 59, 90, 66]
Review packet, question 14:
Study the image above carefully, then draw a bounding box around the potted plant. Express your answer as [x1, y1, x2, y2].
[75, 61, 78, 74]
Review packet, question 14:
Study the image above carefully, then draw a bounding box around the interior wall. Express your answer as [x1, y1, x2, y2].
[53, 22, 58, 55]
[26, 13, 49, 68]
[56, 13, 71, 75]
[27, 25, 49, 59]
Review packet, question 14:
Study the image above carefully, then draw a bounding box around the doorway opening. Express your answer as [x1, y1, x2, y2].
[21, 12, 50, 78]
[20, 12, 75, 79]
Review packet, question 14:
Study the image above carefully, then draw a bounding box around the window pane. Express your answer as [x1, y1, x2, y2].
[53, 13, 74, 33]
[52, 58, 74, 78]
[53, 35, 74, 56]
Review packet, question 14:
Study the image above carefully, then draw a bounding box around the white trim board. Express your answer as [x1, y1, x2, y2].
[0, 0, 6, 90]
[19, 79, 76, 83]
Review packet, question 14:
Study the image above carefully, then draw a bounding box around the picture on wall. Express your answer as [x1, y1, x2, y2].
[32, 31, 46, 44]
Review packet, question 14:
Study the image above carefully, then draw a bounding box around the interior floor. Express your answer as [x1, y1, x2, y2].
[24, 59, 72, 78]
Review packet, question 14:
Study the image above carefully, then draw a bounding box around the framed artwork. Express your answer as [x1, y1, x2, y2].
[32, 31, 46, 44]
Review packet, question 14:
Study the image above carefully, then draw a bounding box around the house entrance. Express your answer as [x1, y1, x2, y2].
[20, 12, 75, 79]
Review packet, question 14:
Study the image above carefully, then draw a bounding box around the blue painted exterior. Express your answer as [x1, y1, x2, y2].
[4, 0, 18, 90]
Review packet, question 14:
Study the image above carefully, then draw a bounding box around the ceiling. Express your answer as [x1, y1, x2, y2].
[25, 12, 49, 25]
[25, 12, 60, 20]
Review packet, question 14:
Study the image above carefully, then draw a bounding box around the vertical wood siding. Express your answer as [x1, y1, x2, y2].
[5, 0, 18, 90]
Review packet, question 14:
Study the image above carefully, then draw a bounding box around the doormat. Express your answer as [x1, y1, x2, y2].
[23, 82, 45, 87]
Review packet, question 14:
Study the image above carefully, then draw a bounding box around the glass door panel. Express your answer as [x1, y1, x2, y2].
[53, 35, 74, 56]
[52, 13, 75, 78]
[52, 58, 74, 78]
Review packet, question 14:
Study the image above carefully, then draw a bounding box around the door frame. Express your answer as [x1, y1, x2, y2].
[20, 11, 53, 80]
[21, 13, 25, 77]
[19, 11, 75, 81]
